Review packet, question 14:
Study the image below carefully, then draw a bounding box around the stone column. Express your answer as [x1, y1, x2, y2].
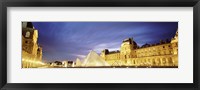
[166, 58, 169, 66]
[160, 58, 163, 66]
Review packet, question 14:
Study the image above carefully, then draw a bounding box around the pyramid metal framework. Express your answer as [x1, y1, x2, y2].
[75, 58, 82, 66]
[82, 51, 110, 67]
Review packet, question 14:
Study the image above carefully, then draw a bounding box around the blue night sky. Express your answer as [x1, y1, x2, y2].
[32, 22, 178, 62]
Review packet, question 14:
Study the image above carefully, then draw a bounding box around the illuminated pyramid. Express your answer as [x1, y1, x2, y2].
[75, 58, 82, 67]
[82, 50, 110, 67]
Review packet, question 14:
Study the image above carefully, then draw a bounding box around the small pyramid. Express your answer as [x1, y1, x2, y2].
[75, 58, 82, 66]
[82, 50, 110, 67]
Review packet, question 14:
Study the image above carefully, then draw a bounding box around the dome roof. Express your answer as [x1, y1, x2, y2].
[122, 38, 137, 45]
[122, 38, 138, 49]
[22, 22, 34, 29]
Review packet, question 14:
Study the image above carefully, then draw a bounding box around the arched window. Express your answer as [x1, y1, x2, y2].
[157, 58, 161, 65]
[152, 59, 156, 65]
[168, 57, 173, 66]
[162, 58, 166, 64]
[25, 31, 30, 37]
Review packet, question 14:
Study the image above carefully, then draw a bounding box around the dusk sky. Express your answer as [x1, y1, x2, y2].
[32, 22, 178, 62]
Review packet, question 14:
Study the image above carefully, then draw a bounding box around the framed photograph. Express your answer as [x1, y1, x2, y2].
[21, 21, 178, 68]
[0, 0, 199, 90]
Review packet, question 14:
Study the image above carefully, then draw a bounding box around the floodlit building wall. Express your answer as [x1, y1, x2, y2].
[22, 22, 43, 68]
[101, 30, 178, 67]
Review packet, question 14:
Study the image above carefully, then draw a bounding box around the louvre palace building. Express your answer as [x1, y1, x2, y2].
[22, 22, 43, 68]
[100, 30, 178, 67]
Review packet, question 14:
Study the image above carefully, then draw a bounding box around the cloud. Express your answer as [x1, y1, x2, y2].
[32, 22, 178, 61]
[92, 42, 121, 53]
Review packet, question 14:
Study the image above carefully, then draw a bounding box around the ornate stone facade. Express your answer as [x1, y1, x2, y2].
[101, 30, 178, 67]
[22, 22, 43, 68]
